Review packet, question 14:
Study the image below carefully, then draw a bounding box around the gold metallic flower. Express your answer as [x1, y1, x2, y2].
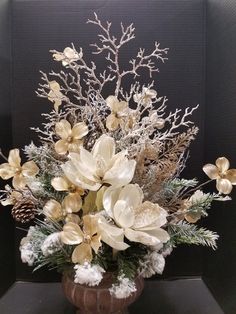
[54, 119, 88, 155]
[60, 215, 102, 264]
[133, 87, 157, 106]
[99, 184, 170, 249]
[47, 81, 64, 112]
[43, 199, 64, 221]
[106, 96, 131, 131]
[62, 134, 136, 191]
[203, 157, 236, 194]
[43, 198, 81, 222]
[53, 47, 83, 66]
[0, 149, 39, 189]
[51, 176, 83, 213]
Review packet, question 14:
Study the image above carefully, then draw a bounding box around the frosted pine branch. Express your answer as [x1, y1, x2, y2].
[168, 222, 219, 250]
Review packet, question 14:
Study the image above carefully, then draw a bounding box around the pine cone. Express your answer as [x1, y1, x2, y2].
[12, 198, 37, 223]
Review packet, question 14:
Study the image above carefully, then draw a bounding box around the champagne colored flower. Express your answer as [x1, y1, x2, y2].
[47, 81, 64, 112]
[102, 184, 170, 248]
[0, 149, 39, 189]
[53, 47, 83, 66]
[54, 119, 88, 155]
[43, 199, 64, 221]
[133, 87, 157, 106]
[149, 112, 165, 130]
[62, 134, 136, 191]
[60, 215, 102, 264]
[51, 176, 83, 213]
[106, 96, 129, 131]
[203, 157, 236, 194]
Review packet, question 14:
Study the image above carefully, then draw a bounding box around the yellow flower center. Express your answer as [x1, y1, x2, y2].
[84, 234, 92, 243]
[67, 136, 73, 143]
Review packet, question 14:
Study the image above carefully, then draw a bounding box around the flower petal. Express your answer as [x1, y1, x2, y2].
[144, 228, 170, 243]
[55, 139, 69, 155]
[134, 202, 167, 230]
[216, 157, 230, 172]
[91, 234, 102, 253]
[202, 164, 219, 180]
[72, 149, 97, 182]
[0, 163, 15, 179]
[97, 217, 129, 250]
[51, 176, 70, 191]
[62, 157, 101, 191]
[60, 222, 83, 245]
[113, 200, 135, 229]
[67, 141, 83, 153]
[62, 193, 82, 213]
[104, 158, 136, 188]
[21, 161, 39, 177]
[8, 149, 21, 168]
[216, 178, 232, 194]
[83, 215, 99, 236]
[226, 169, 236, 185]
[118, 184, 143, 210]
[103, 186, 122, 219]
[72, 243, 92, 264]
[106, 95, 118, 110]
[13, 174, 27, 189]
[49, 80, 61, 92]
[124, 228, 161, 246]
[43, 199, 63, 221]
[71, 122, 88, 139]
[92, 135, 115, 166]
[106, 114, 120, 131]
[55, 120, 71, 139]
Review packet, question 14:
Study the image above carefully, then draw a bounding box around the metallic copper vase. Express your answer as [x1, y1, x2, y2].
[62, 271, 144, 314]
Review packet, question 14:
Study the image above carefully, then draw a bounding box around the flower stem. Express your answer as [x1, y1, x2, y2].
[181, 179, 213, 198]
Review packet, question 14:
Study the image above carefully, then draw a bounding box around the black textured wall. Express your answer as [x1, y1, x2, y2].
[11, 0, 207, 282]
[0, 0, 15, 297]
[203, 1, 236, 313]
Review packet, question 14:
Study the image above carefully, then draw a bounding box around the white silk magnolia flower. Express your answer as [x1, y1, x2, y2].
[47, 81, 64, 112]
[54, 119, 88, 155]
[62, 134, 136, 191]
[101, 184, 170, 248]
[203, 157, 236, 194]
[60, 215, 101, 264]
[53, 47, 83, 66]
[0, 149, 39, 189]
[133, 87, 157, 106]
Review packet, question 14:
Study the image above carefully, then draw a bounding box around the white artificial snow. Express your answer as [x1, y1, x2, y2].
[109, 274, 137, 299]
[41, 232, 62, 257]
[74, 262, 105, 286]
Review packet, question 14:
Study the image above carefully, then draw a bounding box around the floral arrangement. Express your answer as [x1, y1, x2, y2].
[0, 14, 235, 299]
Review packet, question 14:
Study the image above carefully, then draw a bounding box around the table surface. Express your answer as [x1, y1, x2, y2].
[0, 277, 223, 314]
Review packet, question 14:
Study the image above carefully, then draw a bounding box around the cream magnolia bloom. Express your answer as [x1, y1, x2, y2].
[51, 176, 83, 213]
[133, 87, 157, 106]
[47, 81, 64, 112]
[203, 157, 236, 194]
[54, 120, 88, 155]
[106, 96, 134, 131]
[62, 134, 136, 191]
[0, 149, 39, 189]
[53, 47, 83, 66]
[102, 184, 170, 247]
[60, 215, 102, 264]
